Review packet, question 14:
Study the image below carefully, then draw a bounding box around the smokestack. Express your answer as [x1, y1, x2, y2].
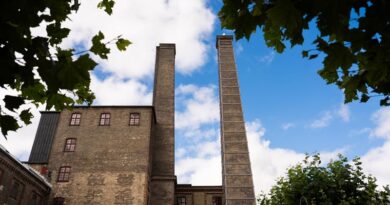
[150, 43, 176, 205]
[216, 35, 256, 205]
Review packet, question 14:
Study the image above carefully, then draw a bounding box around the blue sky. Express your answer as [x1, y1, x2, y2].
[1, 0, 389, 195]
[205, 2, 382, 156]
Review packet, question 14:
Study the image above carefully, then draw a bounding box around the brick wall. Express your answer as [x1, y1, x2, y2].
[47, 107, 154, 204]
[0, 148, 50, 205]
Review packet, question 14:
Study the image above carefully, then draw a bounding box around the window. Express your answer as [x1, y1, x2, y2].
[0, 169, 3, 183]
[57, 166, 71, 182]
[129, 113, 140, 126]
[29, 192, 41, 205]
[69, 113, 81, 125]
[99, 113, 111, 126]
[177, 197, 186, 205]
[52, 197, 65, 205]
[64, 138, 76, 152]
[212, 196, 222, 205]
[9, 179, 23, 200]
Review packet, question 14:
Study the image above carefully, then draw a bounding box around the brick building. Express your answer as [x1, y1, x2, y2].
[0, 145, 51, 205]
[23, 36, 255, 205]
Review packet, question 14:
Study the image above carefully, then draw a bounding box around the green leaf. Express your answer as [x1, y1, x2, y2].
[302, 50, 309, 57]
[4, 95, 24, 111]
[380, 97, 390, 106]
[20, 109, 33, 124]
[360, 94, 370, 103]
[116, 38, 131, 51]
[97, 0, 115, 15]
[309, 54, 318, 60]
[90, 31, 110, 59]
[318, 68, 338, 84]
[266, 0, 301, 31]
[46, 23, 70, 45]
[0, 114, 19, 136]
[218, 0, 390, 106]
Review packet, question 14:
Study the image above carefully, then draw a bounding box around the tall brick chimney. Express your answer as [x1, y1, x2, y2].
[150, 43, 176, 205]
[216, 35, 256, 205]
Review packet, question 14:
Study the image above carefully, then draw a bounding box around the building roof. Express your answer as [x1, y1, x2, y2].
[28, 112, 60, 163]
[73, 105, 154, 108]
[176, 184, 223, 192]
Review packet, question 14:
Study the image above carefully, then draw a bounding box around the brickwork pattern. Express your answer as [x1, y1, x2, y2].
[217, 35, 256, 205]
[0, 149, 50, 205]
[175, 185, 223, 205]
[150, 44, 176, 205]
[47, 107, 154, 204]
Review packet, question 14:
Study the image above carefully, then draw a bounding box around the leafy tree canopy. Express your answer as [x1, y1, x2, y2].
[259, 154, 390, 205]
[0, 0, 131, 137]
[219, 0, 390, 106]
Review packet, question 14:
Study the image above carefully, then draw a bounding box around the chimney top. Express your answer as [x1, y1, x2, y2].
[158, 43, 176, 55]
[216, 35, 233, 48]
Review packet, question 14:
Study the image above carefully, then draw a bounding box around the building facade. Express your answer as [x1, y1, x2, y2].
[0, 145, 51, 205]
[23, 36, 254, 205]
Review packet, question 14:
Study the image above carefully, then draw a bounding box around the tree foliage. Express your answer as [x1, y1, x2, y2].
[219, 0, 390, 106]
[259, 154, 390, 205]
[0, 0, 131, 137]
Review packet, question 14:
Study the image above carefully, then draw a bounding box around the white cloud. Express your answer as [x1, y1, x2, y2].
[306, 104, 351, 129]
[0, 112, 39, 161]
[0, 88, 41, 160]
[234, 42, 244, 55]
[2, 0, 216, 160]
[319, 148, 348, 163]
[176, 148, 187, 158]
[175, 84, 220, 130]
[246, 120, 304, 193]
[362, 107, 390, 187]
[176, 118, 348, 194]
[61, 0, 216, 78]
[309, 111, 333, 128]
[348, 127, 371, 137]
[175, 83, 221, 185]
[90, 74, 152, 105]
[258, 51, 275, 65]
[338, 104, 350, 122]
[281, 122, 295, 130]
[370, 107, 390, 139]
[176, 151, 222, 185]
[362, 141, 390, 187]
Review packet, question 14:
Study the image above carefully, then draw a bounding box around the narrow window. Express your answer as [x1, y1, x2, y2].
[29, 192, 41, 205]
[9, 179, 23, 200]
[52, 197, 65, 205]
[64, 138, 76, 152]
[69, 113, 81, 126]
[0, 169, 3, 183]
[129, 113, 140, 126]
[177, 197, 186, 205]
[212, 196, 222, 205]
[57, 166, 71, 182]
[99, 113, 111, 126]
